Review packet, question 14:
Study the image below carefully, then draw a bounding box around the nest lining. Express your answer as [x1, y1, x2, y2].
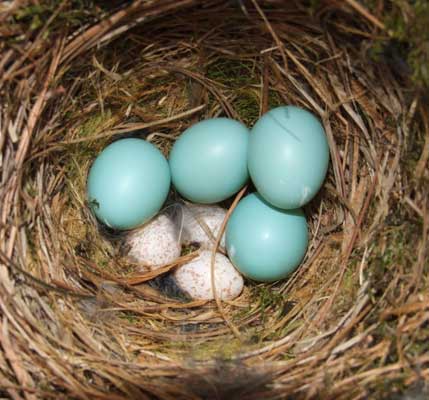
[1, 1, 428, 399]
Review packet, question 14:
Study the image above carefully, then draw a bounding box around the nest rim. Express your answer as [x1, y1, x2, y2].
[0, 1, 428, 399]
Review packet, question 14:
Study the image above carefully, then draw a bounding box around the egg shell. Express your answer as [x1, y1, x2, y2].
[174, 250, 243, 300]
[169, 118, 249, 203]
[87, 138, 171, 230]
[226, 193, 308, 282]
[248, 106, 329, 209]
[125, 214, 181, 270]
[181, 204, 227, 248]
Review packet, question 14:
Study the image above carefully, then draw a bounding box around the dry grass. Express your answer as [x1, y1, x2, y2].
[0, 1, 428, 399]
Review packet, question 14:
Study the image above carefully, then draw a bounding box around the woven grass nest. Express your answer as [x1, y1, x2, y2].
[1, 1, 428, 399]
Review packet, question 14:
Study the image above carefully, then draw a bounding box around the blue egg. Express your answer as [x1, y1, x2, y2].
[248, 106, 330, 209]
[226, 193, 308, 282]
[87, 138, 170, 230]
[169, 118, 249, 203]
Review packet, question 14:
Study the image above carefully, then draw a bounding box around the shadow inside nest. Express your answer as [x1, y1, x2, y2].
[148, 273, 190, 300]
[179, 360, 277, 400]
[389, 381, 429, 400]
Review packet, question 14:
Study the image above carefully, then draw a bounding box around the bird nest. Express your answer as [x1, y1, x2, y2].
[1, 1, 428, 399]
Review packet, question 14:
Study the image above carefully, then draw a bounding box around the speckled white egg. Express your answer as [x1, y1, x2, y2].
[181, 204, 227, 248]
[174, 250, 243, 300]
[125, 214, 181, 270]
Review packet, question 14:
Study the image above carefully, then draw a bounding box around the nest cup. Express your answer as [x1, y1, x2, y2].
[1, 1, 428, 399]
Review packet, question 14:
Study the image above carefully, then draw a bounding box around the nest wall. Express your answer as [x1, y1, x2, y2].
[0, 1, 428, 399]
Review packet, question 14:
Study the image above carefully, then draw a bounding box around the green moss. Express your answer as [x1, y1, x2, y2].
[268, 90, 283, 109]
[309, 0, 321, 16]
[190, 338, 244, 361]
[387, 2, 429, 75]
[409, 338, 429, 358]
[206, 57, 284, 124]
[233, 90, 260, 126]
[77, 110, 112, 139]
[363, 208, 426, 373]
[207, 58, 258, 88]
[181, 244, 199, 255]
[344, 267, 357, 296]
[120, 312, 140, 324]
[366, 0, 429, 87]
[60, 134, 114, 271]
[9, 1, 101, 36]
[366, 225, 418, 304]
[253, 286, 286, 326]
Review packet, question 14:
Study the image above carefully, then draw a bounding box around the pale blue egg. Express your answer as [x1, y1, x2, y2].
[169, 118, 249, 203]
[87, 138, 170, 230]
[248, 106, 329, 209]
[226, 193, 308, 282]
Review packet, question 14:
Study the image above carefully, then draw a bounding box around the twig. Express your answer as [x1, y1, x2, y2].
[415, 105, 429, 180]
[210, 186, 247, 340]
[343, 0, 386, 31]
[63, 104, 206, 144]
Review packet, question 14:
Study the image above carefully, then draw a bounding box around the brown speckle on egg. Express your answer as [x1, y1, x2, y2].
[181, 204, 227, 248]
[174, 250, 243, 300]
[126, 214, 181, 270]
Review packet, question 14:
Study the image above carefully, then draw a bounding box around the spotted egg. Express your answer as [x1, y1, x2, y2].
[125, 214, 181, 270]
[174, 250, 243, 300]
[180, 204, 227, 249]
